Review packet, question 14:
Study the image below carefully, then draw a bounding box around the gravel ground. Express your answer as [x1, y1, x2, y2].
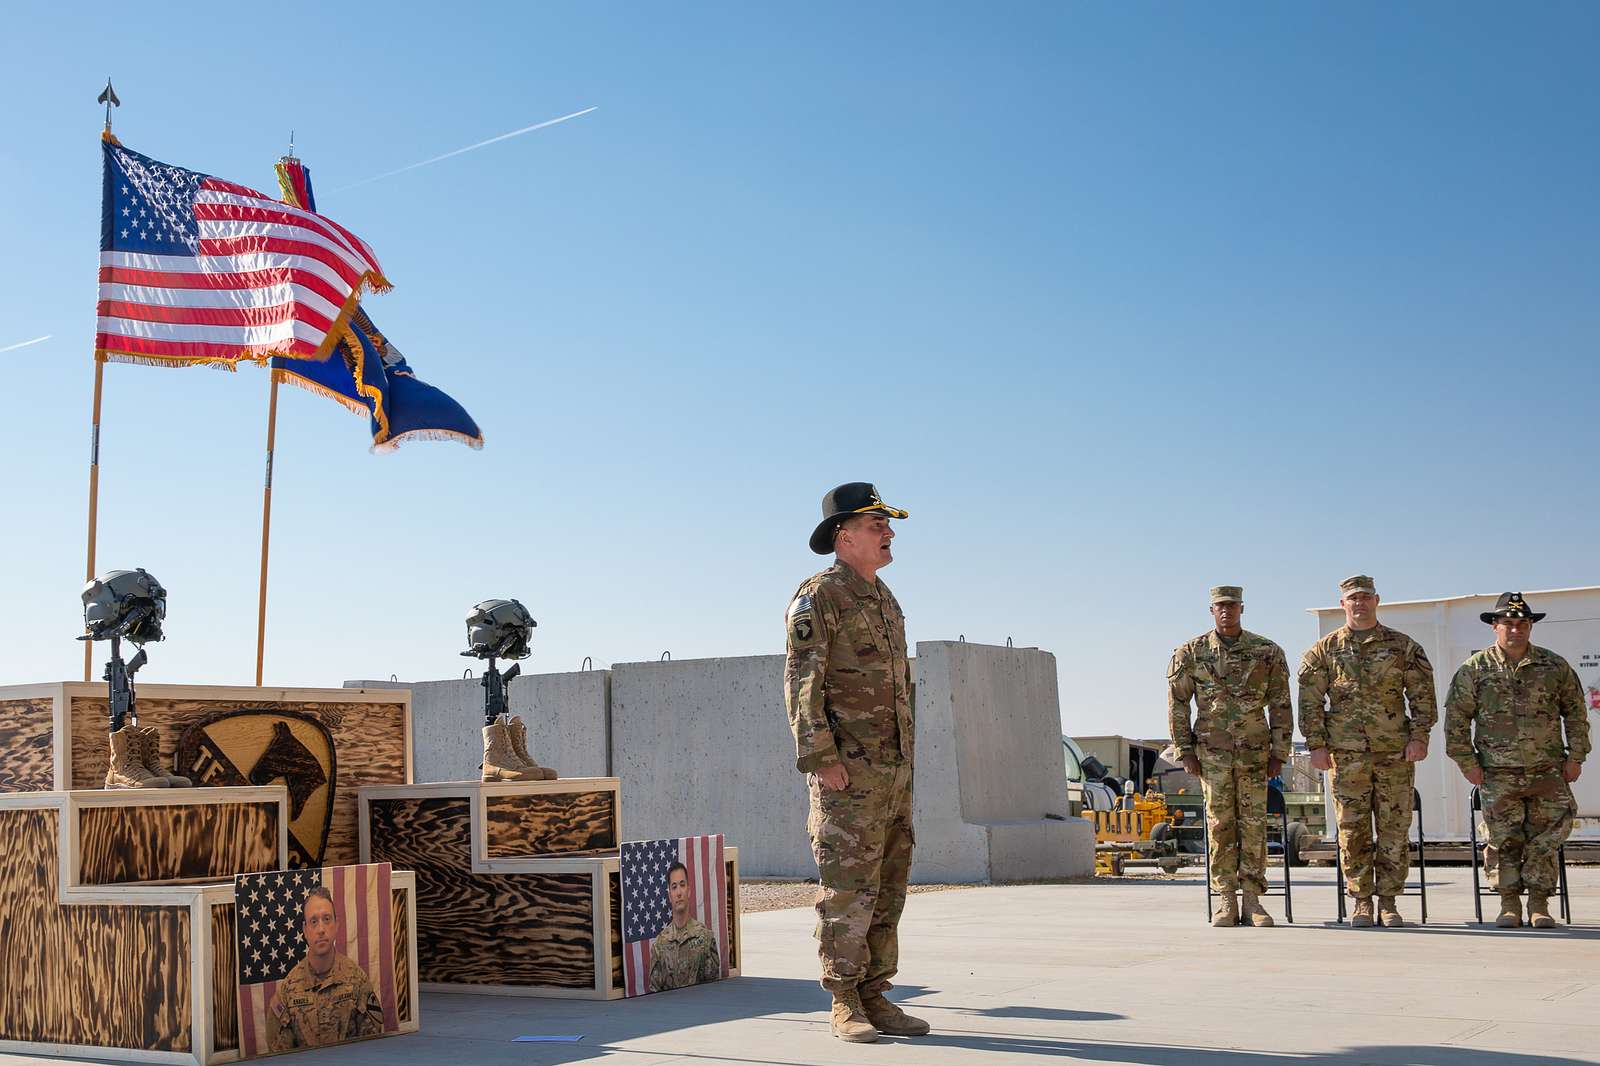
[740, 880, 976, 912]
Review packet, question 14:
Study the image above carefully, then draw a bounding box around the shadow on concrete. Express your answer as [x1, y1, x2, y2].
[945, 1004, 1126, 1023]
[904, 1033, 1596, 1064]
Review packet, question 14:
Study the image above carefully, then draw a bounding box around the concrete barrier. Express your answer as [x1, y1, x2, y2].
[603, 642, 1091, 882]
[345, 669, 610, 782]
[356, 639, 1092, 882]
[910, 641, 1092, 882]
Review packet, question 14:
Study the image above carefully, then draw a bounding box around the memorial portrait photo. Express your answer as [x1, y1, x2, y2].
[234, 862, 400, 1057]
[621, 834, 729, 996]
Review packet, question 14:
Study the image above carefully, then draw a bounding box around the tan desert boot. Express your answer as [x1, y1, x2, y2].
[1350, 897, 1375, 927]
[1527, 893, 1556, 928]
[1241, 893, 1275, 928]
[481, 720, 539, 781]
[1211, 892, 1238, 927]
[1377, 896, 1405, 928]
[506, 715, 558, 780]
[135, 727, 192, 787]
[1495, 892, 1522, 928]
[861, 990, 930, 1036]
[830, 990, 879, 1043]
[105, 726, 168, 789]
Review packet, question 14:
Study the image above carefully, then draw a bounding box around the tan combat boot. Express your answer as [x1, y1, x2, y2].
[1495, 892, 1522, 928]
[506, 715, 558, 780]
[481, 720, 539, 781]
[105, 726, 168, 789]
[1527, 893, 1556, 929]
[1240, 893, 1274, 928]
[1350, 897, 1375, 927]
[861, 989, 931, 1036]
[1377, 896, 1405, 928]
[830, 990, 879, 1043]
[134, 727, 192, 787]
[1211, 892, 1238, 927]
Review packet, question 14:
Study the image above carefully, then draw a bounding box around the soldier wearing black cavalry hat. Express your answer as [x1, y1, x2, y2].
[1445, 593, 1590, 928]
[783, 483, 927, 1044]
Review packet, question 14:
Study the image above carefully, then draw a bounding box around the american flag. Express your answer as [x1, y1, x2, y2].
[97, 138, 389, 368]
[234, 863, 397, 1057]
[620, 834, 727, 997]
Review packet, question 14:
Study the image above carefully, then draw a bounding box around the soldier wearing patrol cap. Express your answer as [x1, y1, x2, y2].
[1445, 593, 1589, 928]
[784, 482, 926, 1044]
[1298, 575, 1436, 928]
[1167, 586, 1293, 927]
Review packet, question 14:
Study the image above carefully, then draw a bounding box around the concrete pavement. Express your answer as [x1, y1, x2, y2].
[14, 867, 1600, 1065]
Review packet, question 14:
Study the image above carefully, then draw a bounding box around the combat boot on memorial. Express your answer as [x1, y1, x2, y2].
[134, 727, 192, 787]
[1350, 897, 1375, 927]
[105, 726, 168, 789]
[1495, 892, 1522, 928]
[861, 990, 931, 1036]
[1526, 893, 1556, 929]
[1211, 892, 1238, 927]
[506, 715, 559, 781]
[1240, 893, 1274, 927]
[481, 720, 539, 782]
[1377, 896, 1405, 928]
[829, 990, 879, 1043]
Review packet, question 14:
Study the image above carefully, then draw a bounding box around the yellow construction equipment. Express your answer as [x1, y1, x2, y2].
[1084, 787, 1184, 876]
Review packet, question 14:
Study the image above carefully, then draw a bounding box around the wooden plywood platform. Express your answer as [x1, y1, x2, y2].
[0, 682, 413, 868]
[0, 787, 419, 1065]
[360, 780, 741, 1000]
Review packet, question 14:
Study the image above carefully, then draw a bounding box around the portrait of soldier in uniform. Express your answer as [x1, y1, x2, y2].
[267, 886, 384, 1050]
[647, 861, 721, 993]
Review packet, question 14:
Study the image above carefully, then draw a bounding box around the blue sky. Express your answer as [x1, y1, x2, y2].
[1, 2, 1595, 738]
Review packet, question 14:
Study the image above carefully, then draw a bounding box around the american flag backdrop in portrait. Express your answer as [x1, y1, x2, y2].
[233, 863, 397, 1058]
[620, 835, 727, 997]
[97, 138, 389, 368]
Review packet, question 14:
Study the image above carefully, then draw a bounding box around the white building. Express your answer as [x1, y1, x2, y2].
[1309, 585, 1600, 840]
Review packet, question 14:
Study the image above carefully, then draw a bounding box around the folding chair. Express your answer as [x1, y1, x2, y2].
[1469, 786, 1571, 924]
[1334, 787, 1429, 924]
[1203, 781, 1293, 924]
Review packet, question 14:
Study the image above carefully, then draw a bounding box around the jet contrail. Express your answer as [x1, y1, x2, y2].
[331, 107, 597, 192]
[0, 334, 51, 353]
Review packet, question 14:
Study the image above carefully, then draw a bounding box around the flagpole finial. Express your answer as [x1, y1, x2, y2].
[97, 78, 120, 134]
[288, 129, 296, 160]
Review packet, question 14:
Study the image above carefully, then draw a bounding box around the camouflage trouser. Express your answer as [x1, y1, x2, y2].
[807, 758, 913, 994]
[1330, 750, 1413, 898]
[1481, 767, 1574, 895]
[1199, 747, 1268, 896]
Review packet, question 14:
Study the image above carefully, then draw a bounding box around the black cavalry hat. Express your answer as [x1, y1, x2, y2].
[1480, 592, 1546, 624]
[809, 483, 909, 555]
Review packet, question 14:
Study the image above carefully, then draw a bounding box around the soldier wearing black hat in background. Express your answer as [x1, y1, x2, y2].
[783, 483, 927, 1043]
[1445, 593, 1590, 928]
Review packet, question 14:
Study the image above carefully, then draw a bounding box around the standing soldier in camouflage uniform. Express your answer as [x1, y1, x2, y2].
[784, 482, 925, 1044]
[1168, 586, 1293, 928]
[647, 861, 722, 991]
[1445, 593, 1589, 928]
[1299, 575, 1436, 928]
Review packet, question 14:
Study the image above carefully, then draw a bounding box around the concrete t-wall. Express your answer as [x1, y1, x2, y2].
[609, 655, 809, 878]
[345, 669, 610, 782]
[355, 640, 1092, 882]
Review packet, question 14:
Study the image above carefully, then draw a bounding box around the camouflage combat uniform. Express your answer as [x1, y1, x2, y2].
[267, 952, 383, 1051]
[1168, 630, 1293, 895]
[647, 916, 721, 992]
[1298, 624, 1436, 898]
[1445, 644, 1590, 895]
[785, 560, 914, 995]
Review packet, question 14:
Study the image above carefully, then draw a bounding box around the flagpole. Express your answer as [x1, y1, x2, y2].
[254, 372, 279, 686]
[85, 79, 119, 681]
[83, 356, 105, 681]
